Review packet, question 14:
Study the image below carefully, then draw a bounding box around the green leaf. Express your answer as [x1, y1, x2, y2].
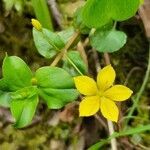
[14, 0, 23, 13]
[73, 7, 90, 34]
[33, 28, 65, 58]
[31, 0, 53, 30]
[2, 56, 33, 91]
[0, 79, 11, 107]
[82, 0, 110, 28]
[90, 29, 127, 53]
[140, 0, 144, 4]
[88, 125, 150, 150]
[11, 86, 38, 100]
[35, 67, 74, 88]
[10, 86, 38, 128]
[58, 27, 75, 44]
[111, 0, 140, 21]
[82, 0, 140, 28]
[0, 78, 8, 91]
[63, 51, 88, 76]
[3, 0, 24, 14]
[38, 88, 78, 109]
[0, 90, 11, 107]
[3, 0, 14, 11]
[35, 67, 78, 108]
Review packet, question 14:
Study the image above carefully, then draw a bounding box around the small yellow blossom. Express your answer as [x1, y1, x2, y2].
[74, 65, 133, 122]
[31, 19, 42, 31]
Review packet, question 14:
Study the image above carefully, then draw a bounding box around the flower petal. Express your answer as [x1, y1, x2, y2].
[79, 96, 100, 116]
[100, 97, 119, 122]
[97, 65, 116, 91]
[74, 76, 98, 96]
[104, 85, 133, 101]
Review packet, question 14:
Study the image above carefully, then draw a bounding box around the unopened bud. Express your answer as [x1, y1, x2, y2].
[31, 77, 38, 85]
[31, 19, 42, 31]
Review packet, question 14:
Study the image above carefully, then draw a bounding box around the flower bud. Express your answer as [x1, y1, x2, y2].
[31, 19, 42, 31]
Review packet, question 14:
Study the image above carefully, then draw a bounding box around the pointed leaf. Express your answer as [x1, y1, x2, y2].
[33, 28, 65, 58]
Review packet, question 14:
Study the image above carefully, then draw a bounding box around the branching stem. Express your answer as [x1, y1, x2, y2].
[50, 31, 80, 66]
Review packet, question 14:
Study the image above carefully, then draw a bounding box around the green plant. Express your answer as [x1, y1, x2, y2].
[1, 0, 150, 149]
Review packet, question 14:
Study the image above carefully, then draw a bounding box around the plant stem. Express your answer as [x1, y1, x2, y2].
[113, 21, 117, 30]
[65, 54, 83, 75]
[47, 0, 63, 28]
[94, 114, 107, 130]
[77, 41, 88, 67]
[107, 120, 117, 150]
[50, 31, 80, 66]
[104, 52, 118, 150]
[125, 42, 150, 126]
[92, 49, 117, 150]
[88, 124, 150, 150]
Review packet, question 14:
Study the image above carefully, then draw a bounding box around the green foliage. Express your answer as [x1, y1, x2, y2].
[35, 67, 79, 109]
[111, 0, 140, 21]
[82, 0, 140, 28]
[1, 0, 146, 145]
[10, 87, 38, 128]
[140, 0, 144, 4]
[88, 125, 150, 150]
[3, 0, 24, 13]
[63, 51, 88, 76]
[73, 7, 90, 34]
[33, 28, 65, 58]
[0, 91, 11, 107]
[0, 78, 8, 91]
[0, 56, 78, 128]
[2, 56, 33, 91]
[58, 27, 75, 44]
[0, 79, 11, 107]
[35, 67, 74, 88]
[90, 29, 127, 53]
[31, 0, 53, 30]
[39, 88, 78, 109]
[82, 0, 110, 28]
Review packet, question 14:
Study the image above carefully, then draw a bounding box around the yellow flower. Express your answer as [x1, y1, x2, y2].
[31, 19, 42, 31]
[74, 65, 133, 122]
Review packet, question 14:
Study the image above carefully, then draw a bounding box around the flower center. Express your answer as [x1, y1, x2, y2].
[98, 90, 104, 98]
